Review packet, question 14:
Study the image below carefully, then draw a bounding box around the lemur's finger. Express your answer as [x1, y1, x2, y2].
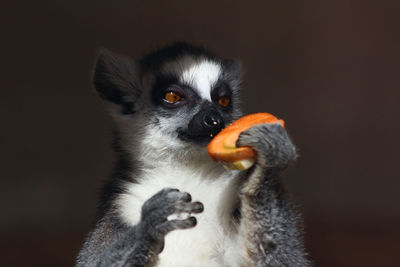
[180, 192, 192, 202]
[142, 188, 187, 212]
[159, 189, 192, 203]
[174, 201, 204, 214]
[237, 123, 296, 169]
[156, 217, 197, 235]
[142, 189, 200, 222]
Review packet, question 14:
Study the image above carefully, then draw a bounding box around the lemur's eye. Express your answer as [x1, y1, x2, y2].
[218, 96, 230, 108]
[164, 91, 182, 103]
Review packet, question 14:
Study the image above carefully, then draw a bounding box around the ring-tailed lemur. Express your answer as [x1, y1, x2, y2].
[76, 42, 310, 266]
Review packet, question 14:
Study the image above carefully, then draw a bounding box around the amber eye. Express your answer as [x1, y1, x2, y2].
[218, 96, 230, 107]
[164, 91, 182, 103]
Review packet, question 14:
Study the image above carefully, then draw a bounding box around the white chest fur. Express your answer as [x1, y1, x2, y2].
[116, 162, 242, 266]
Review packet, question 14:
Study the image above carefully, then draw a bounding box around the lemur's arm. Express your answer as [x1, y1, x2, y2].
[236, 124, 310, 266]
[76, 188, 203, 267]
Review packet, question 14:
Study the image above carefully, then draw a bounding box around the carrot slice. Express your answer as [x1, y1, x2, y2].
[207, 113, 285, 169]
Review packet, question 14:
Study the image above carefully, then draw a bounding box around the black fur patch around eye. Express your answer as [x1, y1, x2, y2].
[151, 74, 201, 111]
[211, 80, 233, 110]
[151, 74, 179, 106]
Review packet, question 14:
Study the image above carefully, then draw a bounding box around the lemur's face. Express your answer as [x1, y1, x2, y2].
[94, 43, 242, 152]
[145, 55, 241, 146]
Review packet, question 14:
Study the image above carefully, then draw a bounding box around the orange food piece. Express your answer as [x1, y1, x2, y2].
[207, 113, 285, 164]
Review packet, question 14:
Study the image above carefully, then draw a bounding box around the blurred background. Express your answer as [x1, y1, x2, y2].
[1, 0, 399, 266]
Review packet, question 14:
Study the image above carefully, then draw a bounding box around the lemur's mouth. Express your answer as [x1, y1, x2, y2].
[177, 128, 223, 146]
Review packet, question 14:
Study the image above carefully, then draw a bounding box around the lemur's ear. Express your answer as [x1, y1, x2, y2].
[222, 59, 243, 89]
[94, 48, 141, 114]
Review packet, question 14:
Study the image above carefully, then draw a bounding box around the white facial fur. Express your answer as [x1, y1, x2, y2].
[180, 60, 221, 101]
[162, 56, 222, 101]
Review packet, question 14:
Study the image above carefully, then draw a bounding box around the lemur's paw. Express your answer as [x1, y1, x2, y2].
[237, 123, 297, 169]
[140, 188, 203, 239]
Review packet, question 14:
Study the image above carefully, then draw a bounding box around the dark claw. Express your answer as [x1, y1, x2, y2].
[192, 202, 204, 213]
[182, 192, 192, 202]
[187, 216, 197, 226]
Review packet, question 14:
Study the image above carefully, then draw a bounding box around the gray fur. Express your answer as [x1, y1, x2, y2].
[76, 42, 310, 266]
[237, 124, 310, 266]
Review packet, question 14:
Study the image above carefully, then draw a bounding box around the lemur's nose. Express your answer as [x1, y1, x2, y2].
[201, 111, 224, 134]
[187, 109, 225, 138]
[203, 113, 223, 129]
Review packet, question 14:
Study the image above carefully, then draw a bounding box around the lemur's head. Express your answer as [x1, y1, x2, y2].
[94, 43, 243, 161]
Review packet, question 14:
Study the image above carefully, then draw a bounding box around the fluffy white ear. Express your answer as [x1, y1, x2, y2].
[94, 48, 141, 114]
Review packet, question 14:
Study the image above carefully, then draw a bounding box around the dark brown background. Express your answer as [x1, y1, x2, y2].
[1, 0, 399, 266]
